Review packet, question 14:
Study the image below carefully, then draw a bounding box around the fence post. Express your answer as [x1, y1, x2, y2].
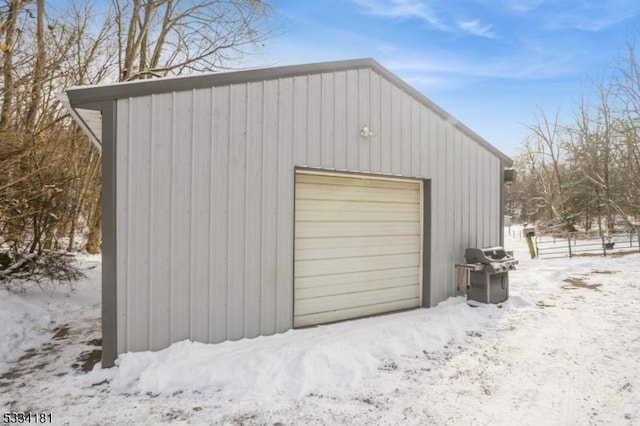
[568, 236, 572, 258]
[528, 236, 537, 259]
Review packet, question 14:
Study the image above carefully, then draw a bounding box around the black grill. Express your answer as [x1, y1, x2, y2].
[462, 246, 518, 304]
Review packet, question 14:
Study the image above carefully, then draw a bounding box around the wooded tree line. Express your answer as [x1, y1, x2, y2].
[507, 42, 640, 235]
[0, 0, 271, 282]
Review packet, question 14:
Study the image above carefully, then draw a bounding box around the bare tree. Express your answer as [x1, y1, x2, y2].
[522, 107, 579, 230]
[511, 38, 640, 235]
[566, 87, 621, 233]
[1, 0, 275, 285]
[0, 0, 28, 129]
[612, 39, 640, 226]
[113, 0, 272, 81]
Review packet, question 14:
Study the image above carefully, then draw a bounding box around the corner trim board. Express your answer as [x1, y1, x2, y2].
[499, 166, 505, 247]
[422, 179, 432, 307]
[101, 100, 118, 368]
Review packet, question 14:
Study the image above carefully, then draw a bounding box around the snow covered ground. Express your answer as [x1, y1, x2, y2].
[1, 230, 639, 425]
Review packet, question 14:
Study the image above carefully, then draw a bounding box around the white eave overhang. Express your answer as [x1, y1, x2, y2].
[57, 92, 102, 153]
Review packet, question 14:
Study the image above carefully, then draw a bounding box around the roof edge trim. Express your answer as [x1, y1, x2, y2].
[66, 58, 376, 108]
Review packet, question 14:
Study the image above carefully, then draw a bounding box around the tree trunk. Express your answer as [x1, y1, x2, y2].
[25, 0, 46, 129]
[0, 0, 23, 129]
[85, 193, 101, 254]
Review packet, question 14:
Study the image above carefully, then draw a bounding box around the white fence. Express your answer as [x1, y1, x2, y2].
[533, 230, 639, 259]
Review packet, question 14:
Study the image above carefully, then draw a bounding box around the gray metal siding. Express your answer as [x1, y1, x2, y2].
[114, 68, 502, 354]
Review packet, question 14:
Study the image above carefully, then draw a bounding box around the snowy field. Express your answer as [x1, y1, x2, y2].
[1, 230, 640, 425]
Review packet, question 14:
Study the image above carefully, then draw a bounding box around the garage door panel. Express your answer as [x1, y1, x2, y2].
[295, 266, 420, 289]
[294, 298, 420, 328]
[296, 208, 419, 222]
[296, 242, 419, 261]
[294, 235, 419, 250]
[296, 274, 419, 299]
[295, 253, 420, 278]
[296, 173, 419, 190]
[296, 199, 418, 213]
[295, 285, 420, 316]
[294, 172, 422, 327]
[295, 221, 419, 238]
[296, 182, 419, 203]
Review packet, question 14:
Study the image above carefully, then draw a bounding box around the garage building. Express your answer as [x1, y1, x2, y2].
[62, 58, 513, 367]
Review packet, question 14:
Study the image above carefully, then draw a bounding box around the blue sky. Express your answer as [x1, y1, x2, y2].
[249, 0, 640, 157]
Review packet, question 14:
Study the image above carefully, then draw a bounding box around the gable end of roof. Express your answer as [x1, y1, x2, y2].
[65, 58, 512, 165]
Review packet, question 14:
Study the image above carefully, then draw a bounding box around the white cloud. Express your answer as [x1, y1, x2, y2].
[350, 0, 448, 31]
[457, 19, 496, 38]
[501, 0, 545, 13]
[553, 11, 638, 32]
[384, 46, 574, 82]
[351, 0, 500, 38]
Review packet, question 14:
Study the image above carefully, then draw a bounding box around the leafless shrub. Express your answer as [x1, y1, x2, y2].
[0, 250, 84, 294]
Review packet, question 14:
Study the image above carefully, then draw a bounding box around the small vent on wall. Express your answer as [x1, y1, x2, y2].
[504, 168, 516, 184]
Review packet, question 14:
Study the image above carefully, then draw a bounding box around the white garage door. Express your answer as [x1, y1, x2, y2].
[294, 171, 423, 327]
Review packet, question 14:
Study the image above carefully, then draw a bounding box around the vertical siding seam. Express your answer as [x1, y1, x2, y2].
[475, 144, 480, 247]
[259, 82, 265, 334]
[438, 122, 445, 302]
[482, 151, 493, 246]
[225, 87, 232, 339]
[319, 74, 324, 168]
[457, 134, 462, 255]
[413, 102, 417, 176]
[274, 78, 281, 329]
[418, 102, 422, 175]
[388, 81, 392, 172]
[468, 139, 472, 247]
[258, 81, 264, 333]
[169, 92, 175, 343]
[453, 132, 457, 258]
[418, 101, 422, 175]
[494, 156, 499, 244]
[398, 90, 402, 172]
[243, 83, 249, 337]
[189, 90, 195, 340]
[289, 77, 295, 329]
[207, 87, 214, 341]
[333, 74, 337, 167]
[444, 125, 449, 298]
[125, 100, 132, 351]
[378, 75, 383, 172]
[356, 70, 360, 170]
[305, 75, 310, 166]
[462, 136, 467, 248]
[122, 99, 131, 352]
[355, 70, 360, 169]
[415, 99, 419, 176]
[483, 150, 488, 245]
[148, 95, 154, 350]
[394, 88, 399, 172]
[368, 70, 373, 170]
[320, 74, 324, 168]
[407, 96, 412, 175]
[484, 150, 488, 246]
[470, 143, 476, 248]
